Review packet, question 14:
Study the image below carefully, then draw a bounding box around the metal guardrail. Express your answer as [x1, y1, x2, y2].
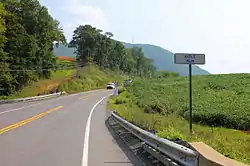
[0, 91, 67, 104]
[111, 112, 199, 166]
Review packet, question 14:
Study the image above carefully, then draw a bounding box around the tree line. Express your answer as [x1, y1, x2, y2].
[69, 25, 156, 77]
[0, 0, 65, 96]
[0, 0, 156, 96]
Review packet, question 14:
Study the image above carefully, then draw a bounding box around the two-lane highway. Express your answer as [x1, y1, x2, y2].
[0, 90, 134, 166]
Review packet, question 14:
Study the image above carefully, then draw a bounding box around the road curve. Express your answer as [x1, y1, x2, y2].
[0, 90, 134, 166]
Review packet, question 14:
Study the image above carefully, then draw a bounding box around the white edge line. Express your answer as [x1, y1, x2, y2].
[81, 95, 111, 166]
[0, 102, 42, 115]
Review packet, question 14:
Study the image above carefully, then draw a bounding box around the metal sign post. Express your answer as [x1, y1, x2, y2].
[174, 53, 205, 135]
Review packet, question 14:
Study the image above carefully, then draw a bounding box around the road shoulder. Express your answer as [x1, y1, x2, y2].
[88, 99, 140, 166]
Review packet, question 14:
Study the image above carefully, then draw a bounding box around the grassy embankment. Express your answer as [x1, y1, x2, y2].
[57, 64, 126, 93]
[2, 56, 125, 99]
[108, 73, 250, 164]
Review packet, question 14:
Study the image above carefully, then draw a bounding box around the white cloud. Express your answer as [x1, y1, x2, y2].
[41, 0, 109, 41]
[61, 2, 107, 26]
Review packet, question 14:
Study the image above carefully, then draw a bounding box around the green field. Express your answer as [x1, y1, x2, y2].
[108, 73, 250, 164]
[128, 74, 250, 130]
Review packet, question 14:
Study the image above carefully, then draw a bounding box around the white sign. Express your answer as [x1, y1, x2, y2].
[174, 53, 205, 65]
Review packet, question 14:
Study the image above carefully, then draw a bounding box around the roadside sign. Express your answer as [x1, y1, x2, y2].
[174, 53, 205, 64]
[174, 53, 206, 136]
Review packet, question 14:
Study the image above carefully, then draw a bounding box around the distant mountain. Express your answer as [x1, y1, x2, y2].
[53, 43, 210, 76]
[122, 43, 210, 76]
[53, 44, 76, 58]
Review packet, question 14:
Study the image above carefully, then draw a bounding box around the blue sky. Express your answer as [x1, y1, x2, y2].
[40, 0, 250, 74]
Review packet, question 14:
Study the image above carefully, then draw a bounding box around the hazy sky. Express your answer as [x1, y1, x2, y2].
[40, 0, 250, 74]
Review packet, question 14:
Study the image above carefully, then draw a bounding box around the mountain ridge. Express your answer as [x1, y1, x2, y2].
[122, 42, 210, 76]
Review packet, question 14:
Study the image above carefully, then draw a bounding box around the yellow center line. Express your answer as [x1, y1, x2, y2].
[0, 106, 63, 135]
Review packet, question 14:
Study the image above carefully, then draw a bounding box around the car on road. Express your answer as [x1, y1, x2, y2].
[106, 82, 116, 89]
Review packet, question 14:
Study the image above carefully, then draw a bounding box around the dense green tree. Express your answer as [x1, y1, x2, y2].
[69, 24, 156, 77]
[69, 25, 101, 64]
[0, 2, 13, 95]
[0, 0, 66, 96]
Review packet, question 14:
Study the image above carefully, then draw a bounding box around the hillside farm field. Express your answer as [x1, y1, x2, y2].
[128, 74, 250, 130]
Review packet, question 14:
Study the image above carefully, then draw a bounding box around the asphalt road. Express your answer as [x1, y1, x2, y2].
[0, 89, 134, 166]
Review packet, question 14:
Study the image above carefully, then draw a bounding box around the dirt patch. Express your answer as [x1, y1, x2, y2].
[58, 56, 76, 61]
[37, 76, 74, 95]
[243, 130, 250, 135]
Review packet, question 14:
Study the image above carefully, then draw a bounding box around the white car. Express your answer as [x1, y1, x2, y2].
[106, 83, 115, 89]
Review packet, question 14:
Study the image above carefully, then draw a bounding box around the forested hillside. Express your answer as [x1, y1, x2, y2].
[0, 0, 156, 97]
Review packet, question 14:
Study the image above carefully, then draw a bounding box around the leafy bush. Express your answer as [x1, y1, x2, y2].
[115, 98, 127, 104]
[118, 88, 125, 94]
[154, 70, 179, 78]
